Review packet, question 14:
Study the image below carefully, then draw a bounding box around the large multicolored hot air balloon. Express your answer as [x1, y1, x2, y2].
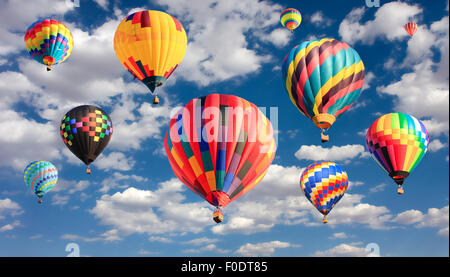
[404, 22, 418, 36]
[282, 38, 365, 142]
[24, 161, 58, 203]
[280, 8, 302, 32]
[24, 19, 73, 71]
[114, 10, 187, 104]
[300, 162, 348, 223]
[164, 94, 277, 223]
[60, 105, 113, 174]
[365, 113, 429, 195]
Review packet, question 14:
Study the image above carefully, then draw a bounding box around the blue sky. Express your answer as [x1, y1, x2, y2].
[0, 0, 448, 257]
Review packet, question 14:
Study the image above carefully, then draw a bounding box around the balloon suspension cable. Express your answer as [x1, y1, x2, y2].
[397, 185, 404, 195]
[86, 166, 91, 175]
[321, 129, 329, 143]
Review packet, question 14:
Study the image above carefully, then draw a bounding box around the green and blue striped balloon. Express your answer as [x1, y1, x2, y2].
[24, 161, 58, 203]
[281, 38, 365, 142]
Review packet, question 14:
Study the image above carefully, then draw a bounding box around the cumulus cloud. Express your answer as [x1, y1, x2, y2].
[313, 242, 378, 257]
[339, 2, 422, 45]
[155, 0, 286, 86]
[310, 11, 333, 28]
[392, 206, 449, 236]
[294, 144, 369, 162]
[235, 241, 300, 257]
[94, 152, 136, 171]
[90, 179, 214, 238]
[0, 198, 23, 233]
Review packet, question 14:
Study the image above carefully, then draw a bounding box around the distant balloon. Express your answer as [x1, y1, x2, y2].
[404, 22, 418, 36]
[300, 162, 349, 223]
[365, 113, 429, 195]
[282, 38, 365, 142]
[164, 94, 277, 223]
[114, 10, 187, 104]
[24, 19, 73, 71]
[60, 105, 113, 174]
[280, 8, 302, 32]
[24, 161, 58, 203]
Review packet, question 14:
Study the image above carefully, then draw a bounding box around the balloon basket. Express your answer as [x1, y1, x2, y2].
[321, 131, 329, 143]
[86, 168, 91, 174]
[213, 209, 223, 224]
[153, 96, 160, 105]
[397, 186, 404, 195]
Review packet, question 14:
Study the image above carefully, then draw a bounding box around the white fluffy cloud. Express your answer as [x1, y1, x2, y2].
[313, 242, 378, 257]
[393, 206, 449, 236]
[339, 2, 422, 45]
[0, 198, 22, 220]
[294, 144, 369, 162]
[155, 0, 286, 86]
[94, 152, 136, 171]
[235, 241, 300, 257]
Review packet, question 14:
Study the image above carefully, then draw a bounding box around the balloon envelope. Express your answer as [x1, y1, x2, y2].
[365, 113, 429, 191]
[164, 94, 277, 211]
[60, 105, 113, 170]
[24, 161, 58, 201]
[114, 10, 187, 102]
[300, 162, 348, 221]
[24, 19, 73, 70]
[280, 8, 302, 31]
[282, 38, 365, 141]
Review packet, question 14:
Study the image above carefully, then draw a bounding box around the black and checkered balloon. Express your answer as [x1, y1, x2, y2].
[60, 105, 113, 169]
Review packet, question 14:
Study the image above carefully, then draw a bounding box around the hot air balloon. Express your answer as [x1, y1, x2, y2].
[24, 19, 73, 71]
[114, 10, 187, 104]
[60, 105, 113, 174]
[280, 8, 302, 32]
[365, 113, 429, 195]
[300, 162, 348, 223]
[282, 38, 365, 142]
[24, 161, 58, 203]
[164, 94, 277, 223]
[404, 22, 418, 36]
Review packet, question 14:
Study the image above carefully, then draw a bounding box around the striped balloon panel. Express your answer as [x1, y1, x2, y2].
[24, 19, 73, 66]
[300, 162, 348, 215]
[405, 22, 418, 36]
[365, 113, 429, 179]
[24, 161, 58, 198]
[280, 8, 302, 30]
[114, 10, 187, 89]
[164, 94, 277, 208]
[281, 38, 365, 120]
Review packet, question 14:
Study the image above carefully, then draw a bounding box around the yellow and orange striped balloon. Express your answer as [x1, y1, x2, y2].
[114, 10, 187, 103]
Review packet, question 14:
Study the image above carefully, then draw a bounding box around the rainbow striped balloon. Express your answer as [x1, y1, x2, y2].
[282, 38, 365, 142]
[300, 162, 348, 223]
[366, 113, 429, 194]
[24, 161, 58, 203]
[164, 94, 277, 222]
[24, 19, 73, 71]
[280, 8, 302, 31]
